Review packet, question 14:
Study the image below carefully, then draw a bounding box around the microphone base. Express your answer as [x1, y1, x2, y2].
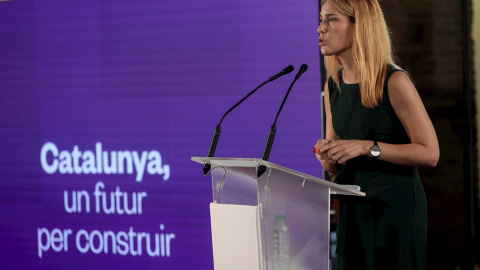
[203, 163, 212, 176]
[256, 165, 266, 178]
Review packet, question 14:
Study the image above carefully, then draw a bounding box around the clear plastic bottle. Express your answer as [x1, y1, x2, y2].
[273, 214, 290, 270]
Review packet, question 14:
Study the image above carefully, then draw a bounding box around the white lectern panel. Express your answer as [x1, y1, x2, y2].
[210, 203, 262, 270]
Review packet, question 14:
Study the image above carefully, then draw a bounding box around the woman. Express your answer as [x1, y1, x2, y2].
[313, 0, 439, 269]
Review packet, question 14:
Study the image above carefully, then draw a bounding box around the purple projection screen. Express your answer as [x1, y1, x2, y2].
[0, 0, 322, 269]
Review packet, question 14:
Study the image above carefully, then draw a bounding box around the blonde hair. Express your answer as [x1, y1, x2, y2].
[321, 0, 398, 108]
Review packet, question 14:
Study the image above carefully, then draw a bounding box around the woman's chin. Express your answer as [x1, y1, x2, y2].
[321, 49, 333, 56]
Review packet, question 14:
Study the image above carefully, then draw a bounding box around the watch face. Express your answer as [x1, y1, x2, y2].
[370, 145, 381, 157]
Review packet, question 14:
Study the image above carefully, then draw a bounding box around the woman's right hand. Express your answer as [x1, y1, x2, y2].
[314, 139, 339, 175]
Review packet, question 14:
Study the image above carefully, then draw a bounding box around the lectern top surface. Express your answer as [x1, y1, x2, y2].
[191, 157, 365, 197]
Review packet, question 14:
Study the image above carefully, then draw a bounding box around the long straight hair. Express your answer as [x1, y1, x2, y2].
[321, 0, 398, 108]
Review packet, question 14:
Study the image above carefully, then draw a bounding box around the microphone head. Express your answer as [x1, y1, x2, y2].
[268, 65, 295, 82]
[300, 64, 308, 72]
[295, 64, 309, 79]
[283, 65, 294, 75]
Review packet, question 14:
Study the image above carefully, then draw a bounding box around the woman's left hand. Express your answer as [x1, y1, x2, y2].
[320, 139, 371, 164]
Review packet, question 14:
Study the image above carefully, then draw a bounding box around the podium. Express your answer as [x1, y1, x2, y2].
[191, 157, 365, 270]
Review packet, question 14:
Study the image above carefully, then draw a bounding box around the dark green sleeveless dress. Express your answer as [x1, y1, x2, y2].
[328, 65, 427, 270]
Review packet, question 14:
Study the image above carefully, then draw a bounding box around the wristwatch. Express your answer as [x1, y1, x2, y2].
[370, 140, 381, 158]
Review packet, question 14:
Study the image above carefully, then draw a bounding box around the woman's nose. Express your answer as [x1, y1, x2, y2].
[317, 24, 325, 34]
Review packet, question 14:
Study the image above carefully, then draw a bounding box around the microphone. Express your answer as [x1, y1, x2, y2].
[203, 65, 295, 176]
[269, 65, 295, 82]
[295, 63, 309, 80]
[257, 64, 308, 177]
